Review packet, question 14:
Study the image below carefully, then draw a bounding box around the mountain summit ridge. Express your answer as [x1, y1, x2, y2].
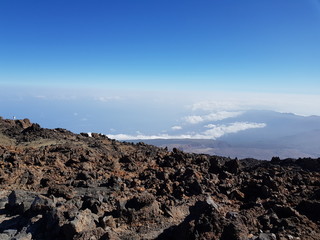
[0, 117, 319, 239]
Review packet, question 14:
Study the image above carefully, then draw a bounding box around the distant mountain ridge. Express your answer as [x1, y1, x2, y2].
[137, 110, 320, 159]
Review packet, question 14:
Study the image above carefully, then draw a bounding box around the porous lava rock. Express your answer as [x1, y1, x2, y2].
[0, 117, 319, 239]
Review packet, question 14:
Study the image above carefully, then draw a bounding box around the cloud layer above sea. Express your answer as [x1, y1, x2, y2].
[106, 121, 266, 140]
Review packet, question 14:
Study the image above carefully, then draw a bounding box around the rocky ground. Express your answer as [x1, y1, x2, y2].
[0, 117, 319, 240]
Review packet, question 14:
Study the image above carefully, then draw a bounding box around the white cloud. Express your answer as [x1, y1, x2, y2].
[171, 126, 182, 130]
[200, 122, 266, 139]
[184, 115, 204, 124]
[184, 111, 243, 124]
[95, 96, 122, 102]
[106, 133, 193, 141]
[106, 121, 266, 141]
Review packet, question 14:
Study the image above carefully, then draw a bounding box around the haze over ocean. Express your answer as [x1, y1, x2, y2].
[1, 0, 320, 139]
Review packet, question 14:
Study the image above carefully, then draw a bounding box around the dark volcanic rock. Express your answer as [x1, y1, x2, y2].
[296, 200, 320, 223]
[6, 190, 39, 214]
[0, 117, 319, 239]
[125, 193, 155, 211]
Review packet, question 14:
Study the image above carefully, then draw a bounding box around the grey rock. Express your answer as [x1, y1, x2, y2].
[31, 195, 54, 212]
[0, 198, 7, 209]
[257, 233, 277, 240]
[11, 228, 32, 240]
[125, 193, 155, 211]
[7, 190, 38, 214]
[0, 233, 11, 240]
[226, 211, 239, 219]
[12, 233, 32, 240]
[0, 190, 9, 209]
[3, 229, 18, 237]
[62, 209, 97, 239]
[100, 215, 116, 229]
[206, 195, 219, 211]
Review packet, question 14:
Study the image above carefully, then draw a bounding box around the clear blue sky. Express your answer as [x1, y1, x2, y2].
[1, 0, 320, 137]
[1, 0, 320, 93]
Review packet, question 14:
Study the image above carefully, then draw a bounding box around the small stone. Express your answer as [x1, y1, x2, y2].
[226, 211, 238, 219]
[0, 233, 10, 240]
[230, 189, 245, 200]
[12, 232, 32, 240]
[257, 233, 277, 240]
[47, 184, 75, 200]
[101, 215, 116, 229]
[3, 229, 18, 238]
[206, 196, 219, 211]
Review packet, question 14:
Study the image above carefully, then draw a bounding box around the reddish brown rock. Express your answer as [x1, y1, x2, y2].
[0, 117, 319, 240]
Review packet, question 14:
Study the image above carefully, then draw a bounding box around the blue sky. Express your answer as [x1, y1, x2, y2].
[1, 0, 320, 138]
[1, 0, 320, 91]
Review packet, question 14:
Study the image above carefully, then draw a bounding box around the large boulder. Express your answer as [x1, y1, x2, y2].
[6, 190, 39, 214]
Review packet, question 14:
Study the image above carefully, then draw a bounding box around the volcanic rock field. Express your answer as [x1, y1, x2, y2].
[0, 117, 319, 240]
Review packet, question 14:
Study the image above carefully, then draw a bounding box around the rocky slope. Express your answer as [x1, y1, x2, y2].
[0, 117, 319, 240]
